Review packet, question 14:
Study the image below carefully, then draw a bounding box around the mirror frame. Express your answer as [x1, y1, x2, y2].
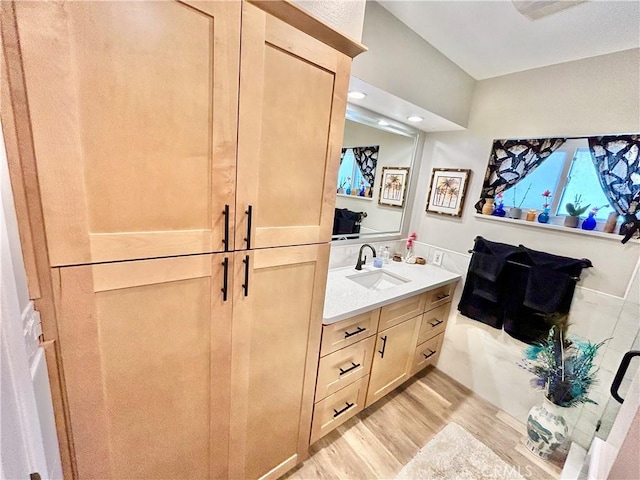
[332, 103, 424, 244]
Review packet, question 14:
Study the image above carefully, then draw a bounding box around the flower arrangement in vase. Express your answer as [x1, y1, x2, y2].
[405, 232, 417, 263]
[581, 205, 608, 231]
[538, 190, 552, 223]
[492, 192, 506, 217]
[564, 194, 590, 228]
[508, 183, 532, 219]
[520, 315, 607, 459]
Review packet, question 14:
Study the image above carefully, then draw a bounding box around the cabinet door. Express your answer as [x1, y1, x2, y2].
[53, 254, 232, 479]
[366, 317, 421, 408]
[10, 1, 240, 265]
[235, 2, 350, 250]
[230, 244, 329, 480]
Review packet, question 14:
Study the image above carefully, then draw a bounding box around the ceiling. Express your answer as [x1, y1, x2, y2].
[347, 77, 465, 132]
[377, 0, 640, 80]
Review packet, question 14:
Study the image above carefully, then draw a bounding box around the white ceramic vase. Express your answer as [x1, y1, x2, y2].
[526, 398, 569, 459]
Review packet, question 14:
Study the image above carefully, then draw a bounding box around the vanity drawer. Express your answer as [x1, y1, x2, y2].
[411, 333, 444, 376]
[320, 309, 379, 357]
[379, 293, 426, 331]
[310, 375, 369, 444]
[316, 336, 375, 401]
[424, 283, 455, 310]
[418, 303, 451, 344]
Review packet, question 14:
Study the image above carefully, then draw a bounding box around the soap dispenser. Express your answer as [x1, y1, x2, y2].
[382, 246, 390, 264]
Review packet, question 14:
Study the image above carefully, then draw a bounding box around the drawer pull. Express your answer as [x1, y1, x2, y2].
[333, 401, 355, 418]
[423, 349, 436, 359]
[221, 257, 229, 302]
[378, 335, 388, 358]
[339, 362, 361, 376]
[222, 204, 230, 252]
[435, 293, 450, 301]
[428, 319, 444, 327]
[244, 205, 253, 249]
[242, 255, 250, 297]
[344, 326, 366, 339]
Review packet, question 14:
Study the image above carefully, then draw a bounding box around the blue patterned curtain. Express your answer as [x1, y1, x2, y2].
[351, 146, 379, 186]
[588, 135, 640, 214]
[475, 138, 567, 212]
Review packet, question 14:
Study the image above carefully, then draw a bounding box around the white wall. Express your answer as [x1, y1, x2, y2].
[291, 0, 365, 42]
[408, 48, 640, 449]
[351, 1, 476, 128]
[337, 119, 416, 233]
[411, 48, 640, 297]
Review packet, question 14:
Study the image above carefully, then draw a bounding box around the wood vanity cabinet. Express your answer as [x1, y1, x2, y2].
[366, 316, 421, 407]
[1, 1, 365, 479]
[311, 281, 457, 444]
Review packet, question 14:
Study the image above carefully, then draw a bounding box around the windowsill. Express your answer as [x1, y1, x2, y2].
[473, 213, 640, 244]
[336, 193, 373, 201]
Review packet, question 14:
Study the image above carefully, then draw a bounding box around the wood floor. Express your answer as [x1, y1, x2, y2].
[284, 367, 563, 480]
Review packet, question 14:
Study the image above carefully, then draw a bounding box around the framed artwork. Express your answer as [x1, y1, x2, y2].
[378, 167, 410, 208]
[425, 168, 471, 217]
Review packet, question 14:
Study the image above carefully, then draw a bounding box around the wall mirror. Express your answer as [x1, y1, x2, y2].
[332, 104, 421, 241]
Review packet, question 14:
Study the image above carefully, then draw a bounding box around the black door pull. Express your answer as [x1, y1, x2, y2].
[423, 349, 436, 359]
[333, 402, 355, 418]
[428, 319, 444, 327]
[222, 204, 230, 252]
[344, 326, 366, 338]
[611, 350, 640, 403]
[339, 362, 361, 376]
[244, 205, 253, 249]
[242, 255, 250, 297]
[378, 335, 388, 358]
[435, 293, 449, 301]
[221, 257, 229, 301]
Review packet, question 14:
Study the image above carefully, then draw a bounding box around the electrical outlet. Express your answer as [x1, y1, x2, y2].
[433, 250, 444, 266]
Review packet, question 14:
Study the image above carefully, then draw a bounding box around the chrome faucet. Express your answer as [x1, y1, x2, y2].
[355, 244, 377, 270]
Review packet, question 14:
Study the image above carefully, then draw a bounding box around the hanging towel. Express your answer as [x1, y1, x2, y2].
[523, 266, 571, 313]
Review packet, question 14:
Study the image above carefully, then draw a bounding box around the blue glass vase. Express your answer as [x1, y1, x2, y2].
[345, 186, 351, 195]
[492, 202, 506, 217]
[581, 212, 597, 230]
[538, 208, 550, 224]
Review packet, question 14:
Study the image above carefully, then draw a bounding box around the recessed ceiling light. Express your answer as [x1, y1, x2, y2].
[407, 115, 424, 122]
[347, 91, 367, 100]
[378, 120, 390, 126]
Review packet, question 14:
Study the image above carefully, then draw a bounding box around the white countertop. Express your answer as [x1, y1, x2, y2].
[323, 261, 461, 325]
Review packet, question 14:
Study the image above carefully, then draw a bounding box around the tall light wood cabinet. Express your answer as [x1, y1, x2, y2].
[53, 254, 233, 479]
[1, 1, 365, 479]
[235, 2, 350, 250]
[7, 0, 241, 266]
[230, 244, 329, 479]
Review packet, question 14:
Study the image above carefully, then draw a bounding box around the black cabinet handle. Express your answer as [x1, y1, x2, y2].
[244, 205, 253, 249]
[344, 326, 366, 339]
[242, 255, 250, 297]
[333, 401, 355, 418]
[611, 350, 640, 403]
[428, 319, 444, 327]
[221, 257, 229, 302]
[423, 349, 436, 359]
[378, 335, 388, 358]
[435, 293, 450, 301]
[222, 204, 230, 252]
[339, 362, 361, 376]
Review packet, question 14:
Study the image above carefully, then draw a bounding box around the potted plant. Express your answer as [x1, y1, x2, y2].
[509, 183, 532, 219]
[564, 194, 590, 228]
[520, 316, 607, 459]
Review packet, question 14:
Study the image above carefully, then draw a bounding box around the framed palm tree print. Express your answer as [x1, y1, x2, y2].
[378, 167, 410, 207]
[426, 168, 471, 217]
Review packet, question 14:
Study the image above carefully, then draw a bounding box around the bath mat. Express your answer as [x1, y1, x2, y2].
[395, 422, 525, 480]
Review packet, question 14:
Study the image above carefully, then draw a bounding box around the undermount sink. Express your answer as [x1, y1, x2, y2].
[346, 269, 410, 291]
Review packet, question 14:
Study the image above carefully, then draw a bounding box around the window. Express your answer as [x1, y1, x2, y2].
[337, 148, 372, 196]
[556, 149, 612, 221]
[501, 151, 566, 212]
[501, 146, 614, 222]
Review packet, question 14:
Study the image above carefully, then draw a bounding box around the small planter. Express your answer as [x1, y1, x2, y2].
[563, 216, 580, 228]
[509, 207, 522, 219]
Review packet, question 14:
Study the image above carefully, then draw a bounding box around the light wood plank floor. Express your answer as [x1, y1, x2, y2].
[284, 367, 563, 480]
